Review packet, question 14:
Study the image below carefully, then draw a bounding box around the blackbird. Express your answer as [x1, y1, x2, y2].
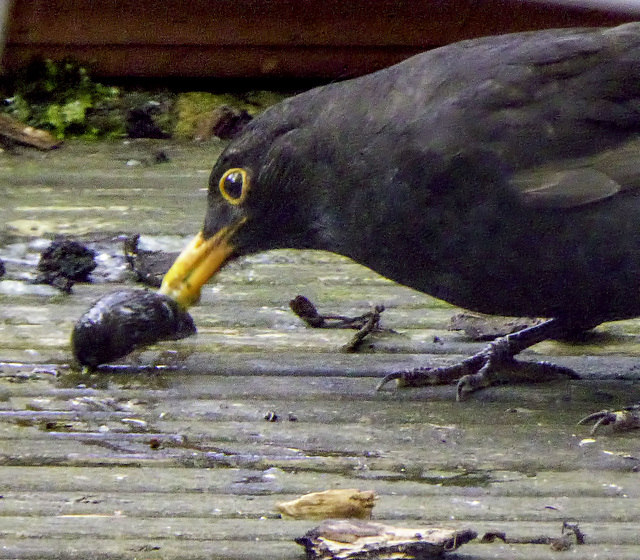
[161, 23, 640, 398]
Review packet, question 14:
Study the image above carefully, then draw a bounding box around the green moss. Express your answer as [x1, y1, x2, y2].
[1, 58, 289, 140]
[242, 90, 289, 111]
[174, 90, 288, 138]
[2, 58, 122, 139]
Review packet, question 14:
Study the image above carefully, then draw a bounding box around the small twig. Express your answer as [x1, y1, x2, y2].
[342, 305, 385, 353]
[289, 295, 385, 330]
[480, 521, 584, 551]
[481, 531, 552, 545]
[289, 295, 388, 352]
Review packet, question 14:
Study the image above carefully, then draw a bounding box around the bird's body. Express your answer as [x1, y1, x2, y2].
[161, 22, 640, 395]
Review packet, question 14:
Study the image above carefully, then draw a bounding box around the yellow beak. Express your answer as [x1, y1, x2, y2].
[159, 220, 244, 307]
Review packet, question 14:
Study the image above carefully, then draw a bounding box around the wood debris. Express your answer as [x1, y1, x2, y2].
[296, 519, 477, 559]
[0, 113, 61, 150]
[449, 312, 543, 340]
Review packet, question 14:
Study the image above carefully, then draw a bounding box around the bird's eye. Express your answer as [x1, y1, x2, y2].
[219, 168, 249, 204]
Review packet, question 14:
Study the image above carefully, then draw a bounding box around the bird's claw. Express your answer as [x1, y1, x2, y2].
[377, 337, 579, 400]
[456, 364, 496, 401]
[455, 339, 516, 400]
[375, 372, 403, 391]
[578, 405, 640, 435]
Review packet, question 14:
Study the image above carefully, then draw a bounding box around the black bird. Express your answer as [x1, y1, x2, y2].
[160, 23, 640, 398]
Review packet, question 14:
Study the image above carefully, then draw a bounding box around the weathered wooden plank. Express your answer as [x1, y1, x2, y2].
[1, 520, 640, 559]
[0, 539, 299, 560]
[1, 516, 639, 543]
[1, 465, 639, 499]
[2, 539, 640, 560]
[1, 397, 639, 468]
[3, 491, 640, 523]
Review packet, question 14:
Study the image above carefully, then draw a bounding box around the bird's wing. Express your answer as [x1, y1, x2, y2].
[509, 131, 640, 208]
[452, 24, 640, 210]
[513, 168, 621, 209]
[510, 141, 640, 208]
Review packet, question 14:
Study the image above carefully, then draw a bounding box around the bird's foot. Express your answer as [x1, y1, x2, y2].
[377, 336, 579, 400]
[578, 405, 640, 435]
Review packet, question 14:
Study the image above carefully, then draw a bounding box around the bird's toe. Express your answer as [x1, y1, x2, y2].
[578, 406, 640, 435]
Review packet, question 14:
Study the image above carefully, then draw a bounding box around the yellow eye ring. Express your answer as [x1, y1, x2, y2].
[219, 168, 249, 205]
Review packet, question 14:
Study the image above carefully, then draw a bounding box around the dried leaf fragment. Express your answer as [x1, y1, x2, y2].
[276, 489, 375, 520]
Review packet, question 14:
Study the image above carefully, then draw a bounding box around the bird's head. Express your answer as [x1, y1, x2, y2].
[159, 109, 332, 308]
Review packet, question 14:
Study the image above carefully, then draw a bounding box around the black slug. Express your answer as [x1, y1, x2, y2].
[71, 289, 196, 367]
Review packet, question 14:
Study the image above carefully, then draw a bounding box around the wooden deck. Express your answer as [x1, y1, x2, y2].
[1, 140, 640, 559]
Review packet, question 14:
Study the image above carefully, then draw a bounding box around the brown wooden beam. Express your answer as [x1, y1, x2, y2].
[3, 0, 634, 78]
